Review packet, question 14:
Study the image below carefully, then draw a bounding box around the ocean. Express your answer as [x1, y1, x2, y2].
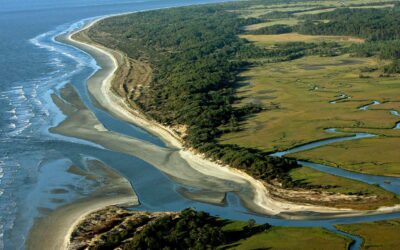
[0, 1, 233, 249]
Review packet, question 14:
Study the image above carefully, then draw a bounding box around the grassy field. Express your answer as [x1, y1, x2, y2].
[220, 0, 400, 210]
[292, 4, 394, 16]
[289, 138, 400, 177]
[288, 166, 399, 209]
[290, 166, 397, 199]
[220, 49, 400, 175]
[336, 219, 400, 250]
[245, 18, 299, 31]
[222, 0, 400, 189]
[222, 221, 351, 250]
[220, 54, 399, 151]
[221, 52, 400, 176]
[229, 0, 395, 18]
[241, 33, 364, 45]
[292, 7, 336, 16]
[222, 0, 400, 191]
[349, 4, 395, 9]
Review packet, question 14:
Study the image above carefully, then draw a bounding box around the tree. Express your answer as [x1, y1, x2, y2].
[247, 219, 256, 229]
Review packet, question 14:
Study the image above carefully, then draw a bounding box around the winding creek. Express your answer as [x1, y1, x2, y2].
[329, 93, 351, 104]
[1, 1, 400, 248]
[390, 110, 400, 129]
[272, 100, 400, 194]
[270, 99, 400, 248]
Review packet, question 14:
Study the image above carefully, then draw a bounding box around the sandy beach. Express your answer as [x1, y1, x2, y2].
[63, 15, 183, 149]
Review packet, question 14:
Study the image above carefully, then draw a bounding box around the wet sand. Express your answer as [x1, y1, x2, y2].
[27, 159, 138, 250]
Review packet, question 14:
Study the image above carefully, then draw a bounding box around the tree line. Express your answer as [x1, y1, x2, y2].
[124, 208, 270, 250]
[297, 7, 400, 41]
[295, 5, 400, 73]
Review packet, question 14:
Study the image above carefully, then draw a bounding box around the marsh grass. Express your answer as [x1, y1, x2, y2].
[336, 219, 400, 250]
[221, 222, 352, 250]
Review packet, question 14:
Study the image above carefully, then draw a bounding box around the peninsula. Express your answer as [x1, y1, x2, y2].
[47, 0, 400, 249]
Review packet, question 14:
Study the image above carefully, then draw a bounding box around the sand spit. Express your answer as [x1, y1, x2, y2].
[27, 159, 138, 250]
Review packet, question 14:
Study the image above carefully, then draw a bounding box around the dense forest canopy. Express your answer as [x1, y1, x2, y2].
[248, 24, 293, 35]
[295, 4, 400, 72]
[121, 209, 269, 250]
[297, 6, 400, 41]
[125, 209, 226, 250]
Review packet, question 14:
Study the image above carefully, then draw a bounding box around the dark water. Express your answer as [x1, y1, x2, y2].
[1, 1, 400, 249]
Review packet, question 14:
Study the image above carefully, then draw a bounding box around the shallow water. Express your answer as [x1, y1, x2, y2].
[390, 110, 400, 129]
[358, 100, 381, 110]
[2, 1, 400, 249]
[0, 1, 234, 249]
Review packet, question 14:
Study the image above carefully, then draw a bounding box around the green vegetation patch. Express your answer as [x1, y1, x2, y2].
[222, 222, 351, 250]
[72, 207, 273, 250]
[289, 138, 400, 177]
[245, 18, 299, 30]
[220, 54, 399, 151]
[297, 6, 400, 40]
[336, 219, 400, 250]
[289, 167, 399, 209]
[222, 0, 400, 188]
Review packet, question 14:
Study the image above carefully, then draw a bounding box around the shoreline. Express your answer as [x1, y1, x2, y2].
[64, 16, 400, 216]
[67, 17, 183, 149]
[28, 194, 137, 250]
[26, 160, 138, 250]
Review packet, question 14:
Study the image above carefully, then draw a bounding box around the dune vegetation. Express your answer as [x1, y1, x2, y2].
[69, 206, 353, 250]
